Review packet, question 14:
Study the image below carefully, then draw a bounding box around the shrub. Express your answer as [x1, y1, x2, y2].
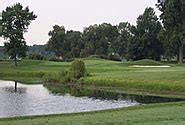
[69, 59, 86, 79]
[28, 53, 45, 60]
[43, 59, 87, 84]
[108, 53, 121, 61]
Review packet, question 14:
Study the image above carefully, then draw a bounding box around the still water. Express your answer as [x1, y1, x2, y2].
[0, 80, 184, 118]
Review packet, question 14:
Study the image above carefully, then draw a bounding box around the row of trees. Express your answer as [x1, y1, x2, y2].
[47, 0, 185, 63]
[0, 1, 184, 66]
[46, 7, 169, 61]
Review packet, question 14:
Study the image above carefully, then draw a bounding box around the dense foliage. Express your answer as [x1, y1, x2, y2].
[1, 2, 184, 63]
[46, 7, 171, 62]
[28, 53, 45, 60]
[128, 8, 162, 61]
[1, 3, 37, 66]
[69, 59, 86, 79]
[157, 0, 185, 63]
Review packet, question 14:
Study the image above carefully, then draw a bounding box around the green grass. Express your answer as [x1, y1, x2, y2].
[81, 58, 185, 97]
[127, 59, 164, 66]
[0, 58, 185, 97]
[0, 60, 70, 83]
[0, 58, 185, 124]
[0, 102, 185, 125]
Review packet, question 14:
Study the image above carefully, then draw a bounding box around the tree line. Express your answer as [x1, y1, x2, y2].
[46, 6, 184, 62]
[0, 1, 184, 67]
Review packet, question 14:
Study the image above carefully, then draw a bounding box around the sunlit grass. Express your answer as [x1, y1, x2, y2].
[0, 58, 185, 96]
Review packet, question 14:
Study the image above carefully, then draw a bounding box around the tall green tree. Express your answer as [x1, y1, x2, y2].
[82, 24, 101, 57]
[65, 30, 83, 58]
[111, 22, 131, 59]
[128, 7, 162, 61]
[82, 23, 118, 57]
[46, 25, 66, 57]
[1, 3, 37, 66]
[158, 28, 178, 61]
[157, 0, 185, 63]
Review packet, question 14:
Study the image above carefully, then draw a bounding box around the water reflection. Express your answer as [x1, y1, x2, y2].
[45, 84, 185, 104]
[2, 81, 26, 94]
[15, 81, 17, 92]
[0, 80, 138, 118]
[87, 90, 185, 104]
[0, 80, 184, 118]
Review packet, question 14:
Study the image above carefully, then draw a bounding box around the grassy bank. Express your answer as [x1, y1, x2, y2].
[0, 101, 185, 125]
[0, 60, 70, 83]
[0, 58, 185, 97]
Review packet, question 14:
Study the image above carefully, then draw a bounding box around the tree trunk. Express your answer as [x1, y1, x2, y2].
[178, 44, 184, 64]
[14, 54, 17, 67]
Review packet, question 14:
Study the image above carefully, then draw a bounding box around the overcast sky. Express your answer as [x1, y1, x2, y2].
[0, 0, 159, 46]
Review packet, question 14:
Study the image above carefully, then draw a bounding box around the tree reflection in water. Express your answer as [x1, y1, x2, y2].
[2, 81, 26, 94]
[45, 83, 185, 104]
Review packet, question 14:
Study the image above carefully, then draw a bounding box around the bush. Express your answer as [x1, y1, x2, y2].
[28, 53, 45, 60]
[43, 59, 87, 84]
[69, 59, 86, 79]
[108, 53, 121, 61]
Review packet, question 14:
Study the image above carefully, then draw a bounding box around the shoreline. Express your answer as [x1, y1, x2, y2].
[1, 77, 185, 99]
[0, 101, 184, 123]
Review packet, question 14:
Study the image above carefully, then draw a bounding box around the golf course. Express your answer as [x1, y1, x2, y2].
[0, 58, 185, 124]
[0, 1, 185, 124]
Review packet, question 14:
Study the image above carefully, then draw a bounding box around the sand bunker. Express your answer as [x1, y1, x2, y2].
[130, 65, 170, 68]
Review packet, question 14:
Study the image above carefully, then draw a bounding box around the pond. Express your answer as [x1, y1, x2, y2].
[0, 80, 184, 118]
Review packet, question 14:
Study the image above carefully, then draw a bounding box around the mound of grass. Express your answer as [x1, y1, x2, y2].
[128, 59, 164, 66]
